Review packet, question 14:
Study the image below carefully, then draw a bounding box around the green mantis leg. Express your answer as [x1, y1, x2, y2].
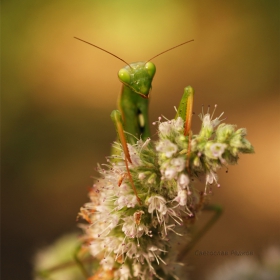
[111, 110, 142, 204]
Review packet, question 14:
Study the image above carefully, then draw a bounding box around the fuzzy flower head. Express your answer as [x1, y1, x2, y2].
[78, 105, 254, 280]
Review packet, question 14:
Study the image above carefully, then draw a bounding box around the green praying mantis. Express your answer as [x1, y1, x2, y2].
[74, 37, 196, 206]
[74, 36, 222, 254]
[36, 38, 222, 279]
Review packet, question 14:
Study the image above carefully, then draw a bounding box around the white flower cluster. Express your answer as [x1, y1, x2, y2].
[78, 110, 254, 280]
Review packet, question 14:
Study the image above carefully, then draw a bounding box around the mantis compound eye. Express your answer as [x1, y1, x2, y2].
[118, 68, 131, 84]
[145, 62, 156, 78]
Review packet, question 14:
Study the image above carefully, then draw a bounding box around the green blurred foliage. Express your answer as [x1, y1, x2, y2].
[2, 0, 279, 279]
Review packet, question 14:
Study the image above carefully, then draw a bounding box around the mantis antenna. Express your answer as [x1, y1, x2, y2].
[74, 37, 133, 69]
[146, 39, 194, 62]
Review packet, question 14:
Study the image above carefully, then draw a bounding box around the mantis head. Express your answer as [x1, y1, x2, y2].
[74, 37, 193, 99]
[118, 62, 156, 98]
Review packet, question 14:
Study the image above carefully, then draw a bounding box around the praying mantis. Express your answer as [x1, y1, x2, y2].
[74, 37, 195, 206]
[74, 35, 222, 250]
[36, 38, 222, 279]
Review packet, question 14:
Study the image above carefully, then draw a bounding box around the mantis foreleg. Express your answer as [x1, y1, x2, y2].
[111, 110, 141, 204]
[175, 85, 194, 136]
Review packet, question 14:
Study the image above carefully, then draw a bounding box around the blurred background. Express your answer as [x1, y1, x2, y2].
[2, 0, 279, 279]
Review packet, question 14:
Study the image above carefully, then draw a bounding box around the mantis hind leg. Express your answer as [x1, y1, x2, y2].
[177, 204, 223, 262]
